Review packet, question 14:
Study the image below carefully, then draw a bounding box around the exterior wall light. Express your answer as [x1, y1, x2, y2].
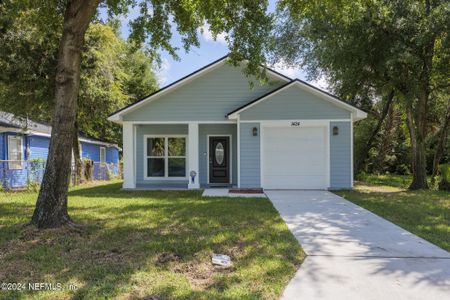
[252, 127, 258, 136]
[333, 126, 339, 136]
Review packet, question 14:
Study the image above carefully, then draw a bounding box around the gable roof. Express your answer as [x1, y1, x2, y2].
[0, 111, 120, 148]
[226, 79, 367, 121]
[108, 55, 292, 123]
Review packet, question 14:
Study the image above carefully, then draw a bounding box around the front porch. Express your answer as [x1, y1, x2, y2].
[122, 122, 238, 189]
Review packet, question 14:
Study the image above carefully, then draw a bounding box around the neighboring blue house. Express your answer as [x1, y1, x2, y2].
[0, 111, 120, 189]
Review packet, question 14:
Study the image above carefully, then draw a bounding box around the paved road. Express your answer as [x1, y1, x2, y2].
[267, 190, 450, 300]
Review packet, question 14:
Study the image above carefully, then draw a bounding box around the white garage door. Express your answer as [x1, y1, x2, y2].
[262, 126, 328, 189]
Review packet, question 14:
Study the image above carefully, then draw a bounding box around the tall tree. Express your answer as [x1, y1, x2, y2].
[272, 0, 450, 189]
[3, 0, 273, 227]
[0, 9, 158, 145]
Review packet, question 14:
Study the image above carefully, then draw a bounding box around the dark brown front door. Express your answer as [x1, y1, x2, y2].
[209, 136, 230, 184]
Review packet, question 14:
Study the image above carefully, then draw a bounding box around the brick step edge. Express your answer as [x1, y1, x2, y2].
[228, 188, 264, 194]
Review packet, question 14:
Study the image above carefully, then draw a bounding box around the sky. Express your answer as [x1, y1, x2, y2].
[101, 1, 329, 90]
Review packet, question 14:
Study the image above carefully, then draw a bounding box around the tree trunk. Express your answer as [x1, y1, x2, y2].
[72, 121, 83, 185]
[31, 0, 99, 228]
[374, 101, 396, 173]
[406, 1, 434, 190]
[355, 90, 395, 172]
[406, 102, 429, 190]
[431, 106, 450, 184]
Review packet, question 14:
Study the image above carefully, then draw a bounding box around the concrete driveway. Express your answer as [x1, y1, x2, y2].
[267, 190, 450, 300]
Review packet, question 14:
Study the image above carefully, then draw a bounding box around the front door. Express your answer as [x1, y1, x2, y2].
[209, 136, 230, 184]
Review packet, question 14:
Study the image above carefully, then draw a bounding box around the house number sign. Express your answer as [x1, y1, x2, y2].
[290, 121, 301, 127]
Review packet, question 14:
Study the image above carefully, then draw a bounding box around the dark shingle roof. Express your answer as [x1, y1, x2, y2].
[0, 111, 52, 134]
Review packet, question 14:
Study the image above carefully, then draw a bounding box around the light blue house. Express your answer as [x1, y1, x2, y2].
[0, 112, 120, 189]
[108, 55, 366, 190]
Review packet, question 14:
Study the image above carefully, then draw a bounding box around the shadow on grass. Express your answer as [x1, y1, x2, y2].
[0, 182, 304, 299]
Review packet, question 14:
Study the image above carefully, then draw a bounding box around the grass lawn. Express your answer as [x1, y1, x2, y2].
[0, 181, 304, 300]
[335, 174, 450, 251]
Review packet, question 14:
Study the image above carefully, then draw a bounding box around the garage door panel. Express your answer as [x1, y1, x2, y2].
[264, 175, 326, 189]
[263, 126, 327, 189]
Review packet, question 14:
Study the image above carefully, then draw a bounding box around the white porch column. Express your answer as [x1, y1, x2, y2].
[122, 122, 136, 189]
[188, 123, 200, 189]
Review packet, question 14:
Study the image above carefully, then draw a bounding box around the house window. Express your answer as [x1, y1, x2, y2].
[145, 136, 187, 178]
[7, 135, 24, 170]
[100, 147, 106, 164]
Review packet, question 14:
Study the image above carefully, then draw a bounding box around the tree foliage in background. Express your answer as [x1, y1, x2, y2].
[0, 1, 61, 117]
[0, 3, 158, 145]
[78, 23, 158, 144]
[272, 0, 450, 189]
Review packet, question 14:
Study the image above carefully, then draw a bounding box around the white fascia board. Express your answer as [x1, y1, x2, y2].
[0, 126, 21, 133]
[107, 114, 122, 124]
[353, 110, 368, 121]
[228, 80, 367, 121]
[0, 127, 51, 137]
[79, 138, 120, 149]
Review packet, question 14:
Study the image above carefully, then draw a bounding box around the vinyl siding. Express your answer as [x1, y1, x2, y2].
[106, 147, 119, 164]
[28, 135, 49, 160]
[330, 121, 352, 189]
[135, 124, 188, 187]
[80, 142, 119, 164]
[81, 142, 121, 179]
[198, 124, 237, 186]
[239, 85, 351, 120]
[239, 123, 260, 188]
[123, 64, 284, 122]
[0, 132, 119, 188]
[81, 142, 100, 162]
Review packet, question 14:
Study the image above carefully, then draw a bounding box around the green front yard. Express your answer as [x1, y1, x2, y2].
[336, 175, 450, 251]
[0, 182, 304, 300]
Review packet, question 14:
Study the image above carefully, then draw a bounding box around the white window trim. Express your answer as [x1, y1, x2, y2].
[7, 135, 24, 170]
[206, 134, 233, 185]
[143, 135, 188, 180]
[99, 147, 106, 164]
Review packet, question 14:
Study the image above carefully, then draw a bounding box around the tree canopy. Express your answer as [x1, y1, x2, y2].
[272, 0, 450, 189]
[0, 2, 158, 145]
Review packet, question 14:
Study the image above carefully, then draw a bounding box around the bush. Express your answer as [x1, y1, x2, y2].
[438, 164, 450, 191]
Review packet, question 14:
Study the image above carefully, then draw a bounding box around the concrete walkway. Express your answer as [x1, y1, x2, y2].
[267, 190, 450, 300]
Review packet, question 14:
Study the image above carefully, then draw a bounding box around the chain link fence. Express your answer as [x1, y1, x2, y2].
[0, 160, 120, 190]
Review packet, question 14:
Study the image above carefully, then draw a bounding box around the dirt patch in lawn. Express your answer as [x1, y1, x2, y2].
[174, 257, 236, 289]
